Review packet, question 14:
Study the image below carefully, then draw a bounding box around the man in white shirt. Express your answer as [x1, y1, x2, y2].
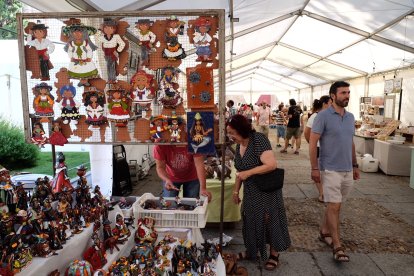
[256, 101, 271, 137]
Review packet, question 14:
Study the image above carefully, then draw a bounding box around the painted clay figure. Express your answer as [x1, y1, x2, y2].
[157, 66, 183, 109]
[65, 260, 93, 276]
[135, 216, 157, 244]
[33, 82, 54, 120]
[59, 84, 81, 124]
[168, 115, 182, 142]
[31, 122, 47, 148]
[84, 88, 106, 126]
[96, 18, 126, 83]
[62, 21, 99, 87]
[193, 18, 213, 62]
[150, 116, 167, 142]
[26, 22, 55, 80]
[190, 112, 213, 153]
[51, 152, 73, 194]
[49, 121, 68, 146]
[107, 86, 130, 127]
[130, 70, 155, 117]
[163, 16, 186, 60]
[135, 19, 156, 66]
[83, 233, 107, 270]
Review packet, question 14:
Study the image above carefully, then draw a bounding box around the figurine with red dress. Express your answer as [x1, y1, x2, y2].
[83, 232, 107, 270]
[51, 152, 73, 194]
[49, 121, 68, 146]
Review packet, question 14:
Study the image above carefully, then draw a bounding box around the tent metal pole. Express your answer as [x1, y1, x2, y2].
[398, 89, 403, 121]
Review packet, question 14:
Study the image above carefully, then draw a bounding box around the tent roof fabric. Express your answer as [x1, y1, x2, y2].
[21, 0, 414, 93]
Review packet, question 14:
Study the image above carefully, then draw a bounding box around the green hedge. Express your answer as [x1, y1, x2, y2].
[0, 118, 39, 169]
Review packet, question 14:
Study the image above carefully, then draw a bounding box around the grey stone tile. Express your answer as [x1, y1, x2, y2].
[297, 183, 320, 199]
[395, 213, 414, 227]
[364, 195, 393, 203]
[283, 185, 307, 198]
[354, 187, 394, 196]
[378, 202, 414, 214]
[313, 252, 385, 276]
[368, 253, 414, 276]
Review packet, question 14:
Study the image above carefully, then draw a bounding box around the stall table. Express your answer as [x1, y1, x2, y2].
[373, 139, 414, 176]
[354, 134, 375, 156]
[206, 166, 241, 223]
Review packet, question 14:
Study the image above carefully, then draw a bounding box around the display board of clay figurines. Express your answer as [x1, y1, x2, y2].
[18, 11, 225, 147]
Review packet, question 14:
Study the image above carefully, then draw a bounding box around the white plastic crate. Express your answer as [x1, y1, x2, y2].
[135, 193, 208, 228]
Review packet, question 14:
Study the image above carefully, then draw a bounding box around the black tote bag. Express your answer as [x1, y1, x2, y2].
[250, 168, 284, 192]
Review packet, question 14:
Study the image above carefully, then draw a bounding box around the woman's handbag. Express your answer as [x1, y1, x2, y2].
[250, 168, 284, 192]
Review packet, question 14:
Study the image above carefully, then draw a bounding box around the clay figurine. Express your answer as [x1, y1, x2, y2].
[102, 219, 120, 254]
[112, 214, 130, 243]
[135, 216, 157, 244]
[65, 260, 93, 276]
[31, 122, 48, 148]
[59, 84, 81, 124]
[193, 18, 213, 62]
[157, 66, 183, 109]
[26, 21, 55, 80]
[168, 115, 182, 142]
[130, 70, 155, 117]
[106, 86, 130, 127]
[149, 115, 168, 142]
[163, 15, 186, 60]
[96, 18, 126, 83]
[62, 20, 99, 87]
[83, 232, 107, 270]
[33, 82, 54, 120]
[135, 19, 156, 66]
[49, 121, 68, 146]
[84, 88, 106, 126]
[51, 152, 73, 194]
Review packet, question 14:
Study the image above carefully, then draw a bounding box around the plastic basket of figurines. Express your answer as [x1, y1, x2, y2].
[135, 193, 208, 228]
[111, 196, 138, 218]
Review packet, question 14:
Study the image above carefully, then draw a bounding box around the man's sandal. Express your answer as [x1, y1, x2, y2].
[264, 254, 279, 271]
[333, 246, 350, 262]
[318, 231, 333, 247]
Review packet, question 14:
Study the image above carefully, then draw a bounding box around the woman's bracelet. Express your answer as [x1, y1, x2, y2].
[233, 191, 239, 195]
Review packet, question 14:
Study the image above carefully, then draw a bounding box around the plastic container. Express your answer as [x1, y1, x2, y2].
[135, 193, 208, 228]
[361, 154, 379, 173]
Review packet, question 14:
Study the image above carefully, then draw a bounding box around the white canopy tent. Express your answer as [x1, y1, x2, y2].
[20, 0, 414, 125]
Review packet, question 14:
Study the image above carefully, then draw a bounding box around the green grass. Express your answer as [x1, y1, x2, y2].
[10, 152, 90, 179]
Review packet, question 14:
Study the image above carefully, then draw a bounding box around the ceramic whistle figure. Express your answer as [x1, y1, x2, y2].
[33, 82, 54, 120]
[157, 66, 183, 109]
[84, 88, 106, 126]
[96, 18, 126, 83]
[51, 152, 73, 194]
[135, 19, 156, 66]
[163, 16, 186, 60]
[107, 86, 130, 127]
[130, 70, 155, 117]
[62, 20, 99, 87]
[193, 18, 213, 62]
[31, 122, 48, 148]
[49, 121, 68, 146]
[26, 22, 55, 80]
[59, 84, 81, 124]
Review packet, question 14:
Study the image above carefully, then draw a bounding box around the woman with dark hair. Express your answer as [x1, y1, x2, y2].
[304, 95, 332, 202]
[227, 114, 290, 271]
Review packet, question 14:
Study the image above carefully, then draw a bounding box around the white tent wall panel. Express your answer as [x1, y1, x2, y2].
[347, 77, 366, 117]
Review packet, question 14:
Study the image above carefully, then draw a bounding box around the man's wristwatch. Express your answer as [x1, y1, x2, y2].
[352, 164, 359, 168]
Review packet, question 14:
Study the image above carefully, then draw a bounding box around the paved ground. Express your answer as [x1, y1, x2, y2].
[131, 131, 414, 275]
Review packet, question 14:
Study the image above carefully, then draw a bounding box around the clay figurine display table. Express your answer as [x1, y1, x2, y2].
[373, 139, 414, 176]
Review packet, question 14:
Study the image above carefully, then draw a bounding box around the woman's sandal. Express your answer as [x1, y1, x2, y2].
[333, 246, 350, 262]
[318, 231, 333, 248]
[264, 254, 279, 271]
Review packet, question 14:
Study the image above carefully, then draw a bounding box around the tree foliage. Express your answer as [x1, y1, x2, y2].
[0, 118, 39, 169]
[0, 0, 23, 39]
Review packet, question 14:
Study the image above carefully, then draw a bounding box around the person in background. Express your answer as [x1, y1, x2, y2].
[228, 114, 290, 271]
[243, 104, 253, 124]
[227, 100, 238, 118]
[280, 99, 302, 154]
[153, 145, 212, 201]
[256, 101, 271, 137]
[304, 95, 332, 202]
[309, 81, 359, 263]
[275, 104, 287, 147]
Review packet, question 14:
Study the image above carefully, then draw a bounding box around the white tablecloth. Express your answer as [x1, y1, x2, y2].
[354, 135, 375, 156]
